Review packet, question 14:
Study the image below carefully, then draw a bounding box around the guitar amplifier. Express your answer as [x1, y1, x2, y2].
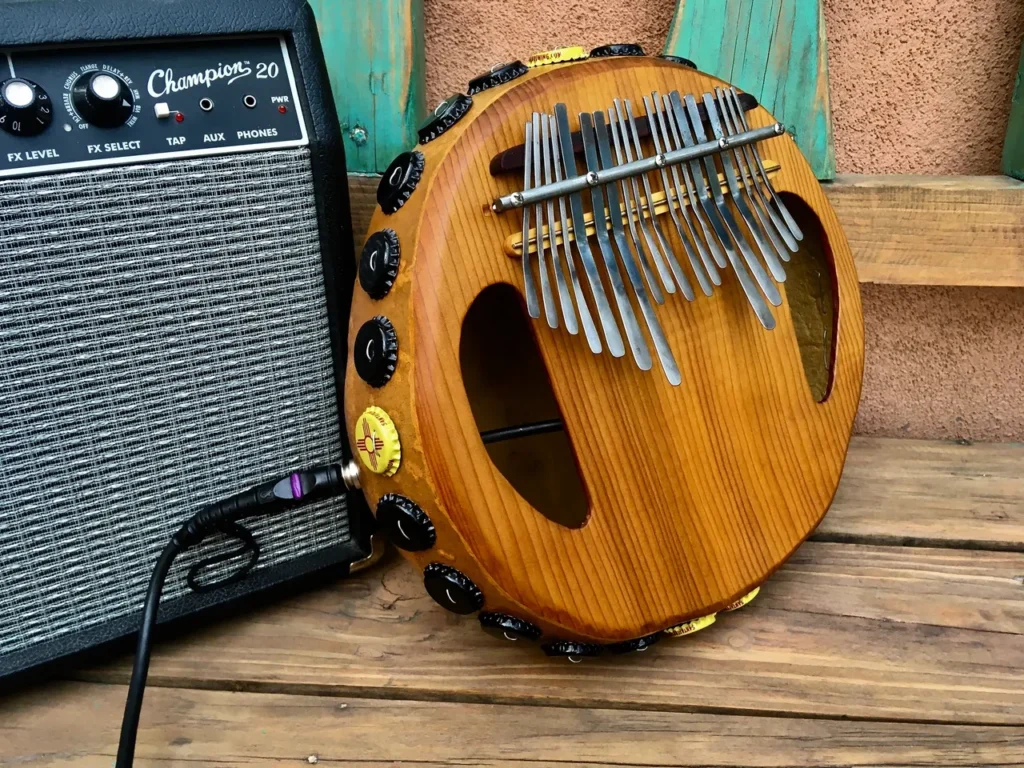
[0, 0, 372, 677]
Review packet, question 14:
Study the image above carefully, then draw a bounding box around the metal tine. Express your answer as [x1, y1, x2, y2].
[520, 119, 540, 318]
[662, 93, 732, 271]
[540, 114, 578, 334]
[532, 112, 558, 328]
[549, 114, 602, 354]
[621, 98, 694, 301]
[680, 93, 782, 308]
[592, 111, 662, 306]
[554, 103, 625, 357]
[581, 111, 676, 384]
[701, 92, 787, 284]
[606, 106, 665, 303]
[611, 98, 676, 296]
[667, 91, 776, 329]
[659, 93, 724, 282]
[644, 93, 715, 297]
[576, 111, 654, 373]
[718, 87, 798, 256]
[727, 86, 803, 242]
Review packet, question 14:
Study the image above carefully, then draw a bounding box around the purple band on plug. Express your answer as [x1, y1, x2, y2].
[290, 473, 302, 499]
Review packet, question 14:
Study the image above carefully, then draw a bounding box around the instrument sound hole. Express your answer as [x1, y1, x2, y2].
[459, 284, 589, 528]
[780, 193, 838, 403]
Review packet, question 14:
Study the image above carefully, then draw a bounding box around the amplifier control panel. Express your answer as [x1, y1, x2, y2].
[0, 36, 307, 177]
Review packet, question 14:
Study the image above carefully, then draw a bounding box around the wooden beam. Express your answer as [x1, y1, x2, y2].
[5, 683, 1024, 767]
[826, 175, 1024, 287]
[664, 0, 836, 180]
[349, 173, 1024, 286]
[310, 0, 425, 174]
[1003, 40, 1024, 180]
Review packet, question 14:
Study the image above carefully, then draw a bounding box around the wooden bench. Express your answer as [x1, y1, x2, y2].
[3, 436, 1023, 766]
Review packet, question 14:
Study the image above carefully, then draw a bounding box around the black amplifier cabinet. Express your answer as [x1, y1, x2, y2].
[0, 0, 372, 676]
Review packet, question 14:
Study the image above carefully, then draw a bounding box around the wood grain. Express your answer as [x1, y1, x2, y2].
[345, 56, 864, 643]
[826, 175, 1024, 287]
[310, 0, 425, 173]
[1003, 40, 1024, 180]
[5, 683, 1024, 767]
[77, 540, 1024, 724]
[664, 0, 836, 179]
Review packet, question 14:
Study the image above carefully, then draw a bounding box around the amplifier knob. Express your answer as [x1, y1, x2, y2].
[479, 612, 542, 642]
[376, 493, 435, 551]
[423, 563, 484, 614]
[0, 79, 53, 136]
[590, 43, 646, 58]
[660, 54, 698, 69]
[468, 61, 529, 94]
[354, 316, 398, 387]
[418, 93, 472, 144]
[377, 151, 425, 214]
[72, 72, 134, 128]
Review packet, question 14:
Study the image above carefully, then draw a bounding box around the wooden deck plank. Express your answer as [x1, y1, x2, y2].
[820, 437, 1024, 549]
[5, 682, 1023, 767]
[76, 540, 1024, 725]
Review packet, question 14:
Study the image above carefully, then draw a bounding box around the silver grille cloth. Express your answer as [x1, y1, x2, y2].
[0, 148, 350, 658]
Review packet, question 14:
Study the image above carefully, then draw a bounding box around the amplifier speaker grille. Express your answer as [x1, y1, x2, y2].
[0, 147, 351, 660]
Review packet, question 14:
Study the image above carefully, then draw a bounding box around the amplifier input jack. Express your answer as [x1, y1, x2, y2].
[199, 98, 214, 112]
[243, 94, 257, 109]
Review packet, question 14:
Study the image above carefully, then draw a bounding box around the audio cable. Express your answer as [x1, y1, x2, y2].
[115, 463, 353, 768]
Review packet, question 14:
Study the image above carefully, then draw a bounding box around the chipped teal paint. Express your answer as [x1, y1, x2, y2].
[309, 0, 426, 174]
[664, 0, 836, 180]
[1002, 42, 1024, 181]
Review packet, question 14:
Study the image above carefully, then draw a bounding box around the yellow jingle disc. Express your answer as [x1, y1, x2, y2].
[722, 586, 761, 612]
[526, 46, 589, 68]
[354, 406, 401, 477]
[663, 612, 716, 638]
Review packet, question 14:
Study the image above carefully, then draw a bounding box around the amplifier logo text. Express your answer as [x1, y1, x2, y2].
[148, 62, 252, 97]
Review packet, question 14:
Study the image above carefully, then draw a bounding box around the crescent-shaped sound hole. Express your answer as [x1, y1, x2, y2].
[459, 283, 590, 528]
[780, 193, 838, 403]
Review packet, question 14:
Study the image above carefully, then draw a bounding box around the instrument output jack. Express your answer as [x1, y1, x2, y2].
[243, 94, 257, 109]
[199, 97, 214, 112]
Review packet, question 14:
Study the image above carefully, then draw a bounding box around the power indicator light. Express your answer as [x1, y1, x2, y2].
[278, 105, 288, 114]
[175, 112, 185, 123]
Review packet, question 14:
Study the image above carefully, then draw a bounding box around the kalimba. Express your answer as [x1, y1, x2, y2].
[346, 46, 864, 659]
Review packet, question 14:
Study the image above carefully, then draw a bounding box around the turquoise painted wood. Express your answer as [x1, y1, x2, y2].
[309, 0, 426, 174]
[1002, 41, 1024, 181]
[665, 0, 836, 180]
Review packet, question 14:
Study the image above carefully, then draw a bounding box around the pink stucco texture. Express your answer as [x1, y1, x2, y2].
[422, 0, 1024, 441]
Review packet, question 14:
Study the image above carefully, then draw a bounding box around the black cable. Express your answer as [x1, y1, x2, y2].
[186, 522, 260, 593]
[115, 464, 347, 768]
[479, 418, 565, 444]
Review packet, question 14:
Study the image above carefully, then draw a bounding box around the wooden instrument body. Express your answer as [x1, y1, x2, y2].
[346, 56, 864, 644]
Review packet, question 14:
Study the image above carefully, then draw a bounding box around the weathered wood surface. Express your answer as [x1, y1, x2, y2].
[825, 175, 1024, 287]
[664, 0, 836, 179]
[5, 683, 1024, 767]
[4, 436, 1023, 765]
[1003, 40, 1024, 180]
[311, 0, 425, 174]
[349, 174, 1024, 287]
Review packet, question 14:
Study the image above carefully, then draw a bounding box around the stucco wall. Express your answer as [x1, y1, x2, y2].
[421, 0, 1024, 441]
[425, 0, 1024, 175]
